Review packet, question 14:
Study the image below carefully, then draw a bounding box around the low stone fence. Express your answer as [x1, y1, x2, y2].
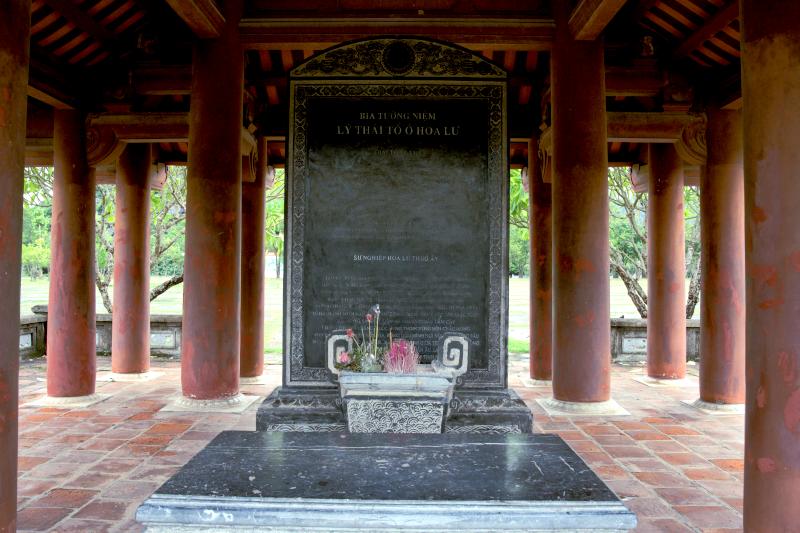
[19, 315, 47, 358]
[95, 314, 183, 358]
[19, 309, 183, 359]
[611, 318, 700, 363]
[19, 313, 699, 363]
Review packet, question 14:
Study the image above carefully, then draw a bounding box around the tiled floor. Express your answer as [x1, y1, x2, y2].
[16, 355, 744, 532]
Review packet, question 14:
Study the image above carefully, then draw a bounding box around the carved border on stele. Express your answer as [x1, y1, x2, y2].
[292, 38, 506, 79]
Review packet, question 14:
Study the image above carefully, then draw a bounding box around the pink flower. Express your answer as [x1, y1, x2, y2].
[337, 352, 351, 364]
[365, 314, 373, 323]
[346, 328, 354, 338]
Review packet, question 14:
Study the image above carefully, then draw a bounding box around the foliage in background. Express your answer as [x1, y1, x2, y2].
[21, 168, 53, 278]
[147, 167, 187, 301]
[95, 184, 116, 311]
[22, 166, 188, 313]
[509, 168, 529, 231]
[94, 167, 188, 312]
[509, 168, 530, 277]
[608, 167, 700, 319]
[266, 169, 285, 278]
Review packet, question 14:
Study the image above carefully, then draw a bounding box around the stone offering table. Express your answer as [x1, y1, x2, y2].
[136, 432, 636, 532]
[338, 370, 455, 433]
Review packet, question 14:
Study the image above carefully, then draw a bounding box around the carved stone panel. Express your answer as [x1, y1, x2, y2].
[346, 399, 445, 433]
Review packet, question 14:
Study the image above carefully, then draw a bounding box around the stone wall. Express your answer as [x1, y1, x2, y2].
[20, 310, 182, 359]
[19, 316, 47, 358]
[611, 318, 700, 363]
[94, 314, 183, 357]
[18, 314, 699, 363]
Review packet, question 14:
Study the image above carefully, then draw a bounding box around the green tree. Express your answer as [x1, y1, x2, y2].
[265, 169, 285, 278]
[22, 168, 54, 279]
[509, 226, 530, 276]
[509, 168, 529, 231]
[22, 166, 188, 312]
[608, 167, 700, 319]
[148, 167, 187, 300]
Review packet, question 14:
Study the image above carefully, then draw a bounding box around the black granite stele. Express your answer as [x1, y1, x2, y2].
[257, 386, 534, 434]
[283, 38, 509, 390]
[136, 432, 636, 532]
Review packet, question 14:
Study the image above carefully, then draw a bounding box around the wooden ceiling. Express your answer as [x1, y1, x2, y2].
[637, 0, 740, 67]
[24, 0, 743, 168]
[30, 0, 148, 67]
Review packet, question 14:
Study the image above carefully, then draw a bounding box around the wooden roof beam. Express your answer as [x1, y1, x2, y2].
[605, 69, 665, 97]
[673, 1, 739, 59]
[239, 16, 554, 50]
[568, 0, 628, 40]
[85, 112, 256, 169]
[133, 65, 192, 95]
[40, 0, 117, 48]
[165, 0, 226, 39]
[27, 49, 79, 109]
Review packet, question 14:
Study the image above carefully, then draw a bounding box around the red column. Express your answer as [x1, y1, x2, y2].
[551, 1, 610, 403]
[529, 141, 552, 381]
[700, 108, 745, 404]
[240, 137, 267, 379]
[181, 0, 244, 400]
[47, 110, 97, 398]
[112, 144, 152, 374]
[646, 144, 686, 379]
[0, 0, 30, 528]
[741, 1, 800, 528]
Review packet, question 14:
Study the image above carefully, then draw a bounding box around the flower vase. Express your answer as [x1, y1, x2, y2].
[361, 352, 381, 372]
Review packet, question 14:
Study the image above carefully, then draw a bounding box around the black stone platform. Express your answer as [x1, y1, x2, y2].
[136, 432, 636, 532]
[256, 386, 534, 434]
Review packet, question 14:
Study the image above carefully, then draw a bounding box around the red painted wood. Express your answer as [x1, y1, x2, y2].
[529, 139, 552, 381]
[0, 0, 30, 528]
[181, 0, 244, 400]
[647, 143, 686, 379]
[741, 0, 800, 528]
[47, 109, 97, 398]
[112, 143, 152, 374]
[700, 108, 744, 403]
[551, 0, 610, 402]
[240, 137, 267, 378]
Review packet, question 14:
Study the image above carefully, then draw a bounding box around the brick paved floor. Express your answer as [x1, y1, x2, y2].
[16, 355, 744, 532]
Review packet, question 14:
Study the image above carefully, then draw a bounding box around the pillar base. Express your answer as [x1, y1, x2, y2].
[682, 398, 744, 415]
[633, 375, 693, 388]
[26, 393, 110, 408]
[240, 374, 268, 385]
[522, 377, 552, 388]
[99, 371, 164, 382]
[536, 398, 629, 417]
[160, 393, 261, 414]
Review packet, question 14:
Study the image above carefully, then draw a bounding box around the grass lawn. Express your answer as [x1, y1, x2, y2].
[20, 275, 698, 354]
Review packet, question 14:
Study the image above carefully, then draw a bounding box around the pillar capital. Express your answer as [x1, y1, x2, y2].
[85, 112, 189, 166]
[673, 112, 707, 166]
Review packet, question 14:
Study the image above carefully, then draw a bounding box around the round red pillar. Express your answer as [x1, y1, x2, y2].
[700, 108, 745, 404]
[47, 109, 97, 398]
[529, 141, 552, 381]
[181, 0, 244, 400]
[741, 1, 800, 529]
[240, 137, 267, 379]
[551, 1, 611, 403]
[646, 144, 686, 379]
[0, 0, 30, 528]
[112, 144, 152, 374]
